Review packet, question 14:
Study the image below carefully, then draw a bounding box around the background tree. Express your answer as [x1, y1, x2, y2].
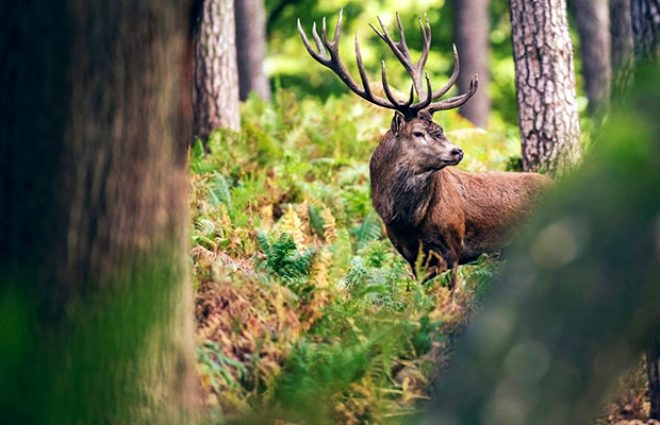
[235, 0, 272, 101]
[509, 0, 582, 175]
[426, 62, 660, 425]
[194, 0, 241, 139]
[631, 0, 660, 59]
[452, 0, 491, 128]
[610, 0, 636, 95]
[571, 0, 612, 117]
[0, 1, 197, 423]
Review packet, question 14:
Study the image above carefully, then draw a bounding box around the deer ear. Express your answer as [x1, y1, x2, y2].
[390, 112, 404, 135]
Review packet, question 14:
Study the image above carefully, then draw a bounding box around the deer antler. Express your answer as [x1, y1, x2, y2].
[370, 13, 432, 105]
[298, 11, 479, 119]
[297, 9, 417, 117]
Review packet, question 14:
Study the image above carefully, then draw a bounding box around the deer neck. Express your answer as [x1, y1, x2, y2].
[370, 140, 438, 228]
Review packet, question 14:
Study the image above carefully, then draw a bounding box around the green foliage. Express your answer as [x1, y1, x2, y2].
[190, 90, 521, 423]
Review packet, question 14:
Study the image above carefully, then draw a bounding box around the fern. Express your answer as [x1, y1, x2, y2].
[209, 173, 232, 210]
[307, 203, 325, 239]
[350, 211, 383, 251]
[257, 232, 316, 291]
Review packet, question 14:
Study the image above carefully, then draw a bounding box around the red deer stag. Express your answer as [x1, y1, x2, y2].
[298, 11, 551, 288]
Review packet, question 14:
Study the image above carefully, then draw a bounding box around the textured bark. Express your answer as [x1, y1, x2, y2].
[194, 0, 240, 139]
[572, 0, 612, 116]
[453, 0, 491, 127]
[509, 0, 582, 176]
[632, 0, 660, 60]
[0, 1, 197, 423]
[235, 0, 271, 101]
[610, 0, 636, 95]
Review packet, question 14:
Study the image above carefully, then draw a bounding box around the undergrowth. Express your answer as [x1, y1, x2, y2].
[191, 90, 513, 424]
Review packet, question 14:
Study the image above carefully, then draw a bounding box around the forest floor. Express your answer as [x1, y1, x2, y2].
[189, 92, 655, 424]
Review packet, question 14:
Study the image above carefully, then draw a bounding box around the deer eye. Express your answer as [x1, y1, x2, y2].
[413, 131, 424, 138]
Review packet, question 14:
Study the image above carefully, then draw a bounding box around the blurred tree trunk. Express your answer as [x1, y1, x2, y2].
[194, 0, 240, 139]
[509, 0, 582, 176]
[426, 62, 660, 425]
[631, 0, 660, 59]
[631, 1, 660, 418]
[649, 335, 660, 419]
[453, 0, 490, 127]
[235, 0, 271, 101]
[610, 0, 636, 94]
[571, 0, 612, 117]
[0, 1, 197, 423]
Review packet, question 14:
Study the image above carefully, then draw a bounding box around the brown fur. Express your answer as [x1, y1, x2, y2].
[370, 113, 551, 287]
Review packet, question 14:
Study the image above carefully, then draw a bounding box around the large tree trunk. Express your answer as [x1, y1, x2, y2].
[194, 0, 240, 139]
[0, 1, 197, 423]
[509, 0, 582, 176]
[235, 0, 271, 101]
[453, 0, 491, 128]
[610, 0, 636, 95]
[426, 62, 660, 425]
[571, 0, 612, 117]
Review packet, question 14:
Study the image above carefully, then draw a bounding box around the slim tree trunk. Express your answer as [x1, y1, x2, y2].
[509, 0, 582, 176]
[648, 335, 660, 419]
[194, 0, 240, 139]
[631, 0, 660, 60]
[0, 1, 197, 423]
[453, 0, 491, 127]
[610, 0, 636, 95]
[572, 0, 612, 117]
[235, 0, 271, 101]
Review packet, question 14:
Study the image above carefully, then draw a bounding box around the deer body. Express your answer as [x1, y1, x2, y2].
[370, 119, 550, 281]
[298, 11, 551, 287]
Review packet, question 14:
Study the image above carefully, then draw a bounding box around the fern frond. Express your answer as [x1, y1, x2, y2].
[351, 211, 382, 251]
[321, 206, 337, 244]
[209, 173, 232, 210]
[307, 203, 326, 240]
[277, 205, 306, 247]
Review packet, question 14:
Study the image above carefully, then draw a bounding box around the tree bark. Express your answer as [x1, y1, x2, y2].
[235, 0, 271, 101]
[0, 1, 197, 423]
[631, 0, 660, 60]
[610, 0, 636, 95]
[571, 0, 612, 117]
[194, 0, 240, 139]
[453, 0, 491, 128]
[509, 0, 582, 176]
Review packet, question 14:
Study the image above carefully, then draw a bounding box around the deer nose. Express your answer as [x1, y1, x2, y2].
[451, 148, 464, 160]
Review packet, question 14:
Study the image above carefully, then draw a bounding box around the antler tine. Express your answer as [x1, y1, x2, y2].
[369, 14, 431, 102]
[380, 60, 415, 110]
[431, 44, 461, 99]
[413, 72, 433, 110]
[298, 18, 329, 64]
[297, 11, 404, 111]
[311, 22, 327, 56]
[354, 29, 373, 98]
[425, 73, 479, 114]
[417, 14, 431, 74]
